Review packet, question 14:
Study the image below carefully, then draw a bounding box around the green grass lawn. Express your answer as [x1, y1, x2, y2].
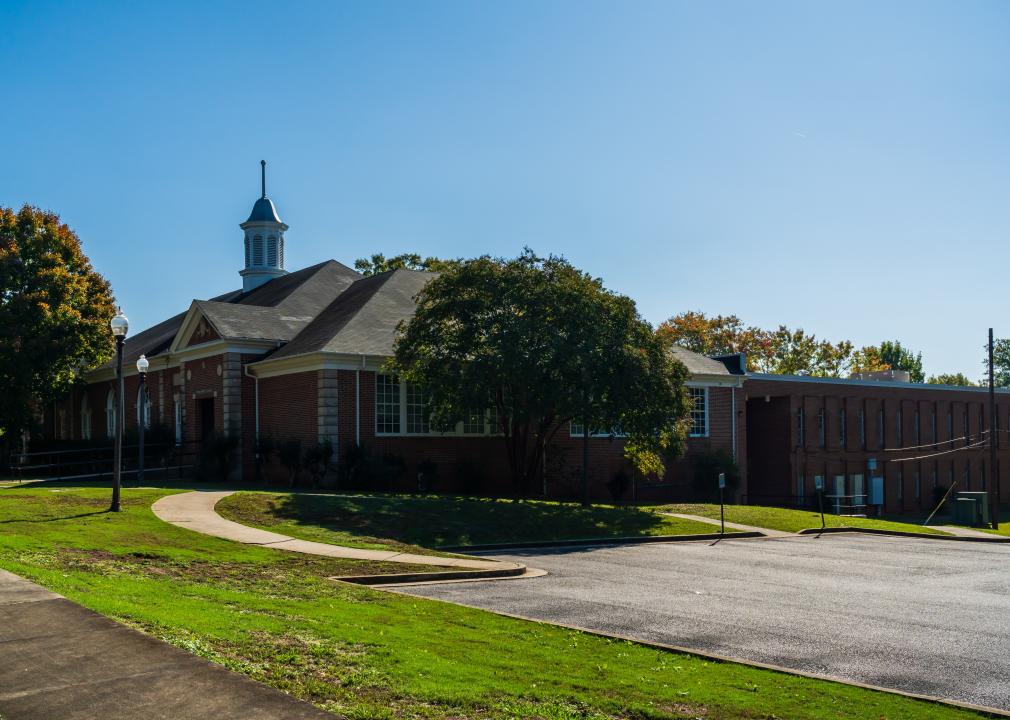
[217, 491, 721, 549]
[661, 503, 951, 535]
[0, 482, 988, 719]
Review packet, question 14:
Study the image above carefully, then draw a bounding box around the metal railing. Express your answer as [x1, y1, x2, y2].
[8, 443, 194, 482]
[824, 493, 868, 517]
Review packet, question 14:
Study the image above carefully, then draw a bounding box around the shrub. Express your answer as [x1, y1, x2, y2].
[452, 458, 483, 495]
[417, 459, 439, 492]
[691, 449, 740, 502]
[303, 440, 335, 488]
[607, 469, 632, 502]
[277, 439, 303, 487]
[194, 433, 239, 482]
[338, 443, 406, 491]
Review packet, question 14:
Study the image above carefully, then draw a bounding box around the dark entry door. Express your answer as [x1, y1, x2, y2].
[198, 398, 215, 448]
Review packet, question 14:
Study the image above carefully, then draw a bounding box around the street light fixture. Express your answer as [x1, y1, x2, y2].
[136, 354, 149, 486]
[110, 308, 129, 512]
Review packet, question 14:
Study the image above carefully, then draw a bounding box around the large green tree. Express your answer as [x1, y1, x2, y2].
[392, 250, 692, 498]
[987, 338, 1010, 388]
[0, 205, 115, 447]
[927, 372, 977, 387]
[354, 252, 459, 276]
[875, 340, 925, 382]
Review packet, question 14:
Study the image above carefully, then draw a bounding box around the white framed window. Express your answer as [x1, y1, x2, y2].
[569, 423, 626, 438]
[174, 397, 183, 446]
[137, 386, 151, 429]
[376, 374, 401, 434]
[81, 395, 92, 440]
[462, 409, 485, 434]
[405, 382, 429, 434]
[689, 386, 708, 437]
[105, 389, 116, 438]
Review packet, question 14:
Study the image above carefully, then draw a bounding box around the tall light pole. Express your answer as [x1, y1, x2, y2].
[989, 329, 999, 530]
[110, 309, 129, 512]
[136, 354, 149, 485]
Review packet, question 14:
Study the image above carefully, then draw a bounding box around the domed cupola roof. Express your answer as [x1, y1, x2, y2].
[246, 196, 282, 224]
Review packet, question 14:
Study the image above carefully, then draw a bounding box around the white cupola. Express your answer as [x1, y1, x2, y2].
[239, 160, 289, 292]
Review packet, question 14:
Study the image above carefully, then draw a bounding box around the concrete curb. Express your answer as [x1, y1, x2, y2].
[798, 526, 1010, 543]
[387, 590, 1010, 719]
[331, 563, 531, 586]
[439, 530, 764, 552]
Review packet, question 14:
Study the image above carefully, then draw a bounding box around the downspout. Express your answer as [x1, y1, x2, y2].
[731, 385, 737, 463]
[355, 355, 364, 446]
[244, 365, 260, 479]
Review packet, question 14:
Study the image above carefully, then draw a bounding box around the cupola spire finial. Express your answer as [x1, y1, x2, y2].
[260, 159, 266, 199]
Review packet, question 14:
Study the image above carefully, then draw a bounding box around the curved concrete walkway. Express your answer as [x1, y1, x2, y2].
[152, 491, 515, 571]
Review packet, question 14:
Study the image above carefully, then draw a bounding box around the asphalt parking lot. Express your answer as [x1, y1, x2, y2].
[404, 534, 1010, 711]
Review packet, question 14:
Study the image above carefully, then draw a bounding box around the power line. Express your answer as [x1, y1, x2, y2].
[889, 439, 989, 463]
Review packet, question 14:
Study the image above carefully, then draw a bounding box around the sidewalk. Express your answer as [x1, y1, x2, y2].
[152, 491, 517, 571]
[661, 512, 794, 538]
[0, 569, 333, 720]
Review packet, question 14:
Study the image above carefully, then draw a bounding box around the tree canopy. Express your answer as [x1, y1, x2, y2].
[658, 311, 928, 381]
[927, 372, 977, 387]
[0, 205, 115, 441]
[392, 250, 692, 497]
[354, 252, 459, 276]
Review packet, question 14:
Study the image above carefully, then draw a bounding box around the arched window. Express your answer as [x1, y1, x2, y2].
[252, 235, 264, 266]
[137, 386, 151, 429]
[81, 395, 92, 440]
[105, 389, 116, 438]
[267, 236, 278, 266]
[174, 395, 183, 446]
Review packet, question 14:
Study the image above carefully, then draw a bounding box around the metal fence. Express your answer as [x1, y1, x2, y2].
[8, 443, 194, 482]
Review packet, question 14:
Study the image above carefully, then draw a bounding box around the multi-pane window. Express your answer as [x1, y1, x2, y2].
[105, 390, 116, 438]
[136, 386, 150, 429]
[462, 409, 485, 434]
[839, 409, 846, 447]
[80, 395, 92, 441]
[376, 374, 401, 434]
[174, 399, 183, 446]
[405, 382, 429, 434]
[689, 387, 708, 437]
[487, 404, 500, 435]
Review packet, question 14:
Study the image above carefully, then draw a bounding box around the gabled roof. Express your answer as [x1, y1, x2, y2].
[670, 345, 740, 377]
[101, 260, 361, 369]
[266, 268, 432, 360]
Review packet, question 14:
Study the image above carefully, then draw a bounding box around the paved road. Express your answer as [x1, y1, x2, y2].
[404, 534, 1010, 711]
[0, 569, 331, 720]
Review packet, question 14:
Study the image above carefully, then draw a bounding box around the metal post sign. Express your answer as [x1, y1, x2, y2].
[718, 472, 726, 489]
[814, 476, 823, 491]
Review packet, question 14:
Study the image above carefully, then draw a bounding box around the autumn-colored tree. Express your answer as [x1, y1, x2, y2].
[657, 312, 772, 370]
[927, 372, 977, 387]
[354, 252, 459, 276]
[850, 346, 891, 375]
[0, 206, 115, 452]
[393, 250, 692, 499]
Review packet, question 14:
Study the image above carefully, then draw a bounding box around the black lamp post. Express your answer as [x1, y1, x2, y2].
[136, 354, 149, 485]
[110, 308, 129, 512]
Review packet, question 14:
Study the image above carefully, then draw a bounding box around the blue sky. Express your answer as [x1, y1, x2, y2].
[2, 0, 1007, 378]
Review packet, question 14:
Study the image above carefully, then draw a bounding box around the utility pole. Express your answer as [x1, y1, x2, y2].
[990, 328, 999, 530]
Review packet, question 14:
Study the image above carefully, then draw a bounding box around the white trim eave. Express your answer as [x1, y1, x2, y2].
[248, 351, 389, 379]
[168, 302, 207, 353]
[173, 339, 276, 363]
[746, 372, 1010, 395]
[687, 374, 745, 388]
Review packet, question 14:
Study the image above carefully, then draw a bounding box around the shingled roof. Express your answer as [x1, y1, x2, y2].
[266, 268, 431, 360]
[102, 260, 360, 368]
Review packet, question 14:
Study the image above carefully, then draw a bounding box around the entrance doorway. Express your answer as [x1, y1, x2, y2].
[197, 398, 215, 448]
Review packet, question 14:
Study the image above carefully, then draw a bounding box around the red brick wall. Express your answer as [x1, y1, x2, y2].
[745, 377, 1010, 514]
[259, 371, 318, 445]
